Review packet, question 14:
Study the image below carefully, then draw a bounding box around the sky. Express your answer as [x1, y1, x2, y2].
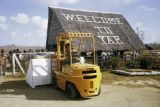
[0, 0, 160, 46]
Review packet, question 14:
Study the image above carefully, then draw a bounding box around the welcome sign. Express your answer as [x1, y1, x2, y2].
[62, 13, 124, 44]
[47, 7, 145, 51]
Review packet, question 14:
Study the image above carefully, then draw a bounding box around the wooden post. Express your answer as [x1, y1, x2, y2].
[133, 50, 136, 59]
[14, 54, 25, 75]
[11, 52, 54, 76]
[12, 54, 16, 75]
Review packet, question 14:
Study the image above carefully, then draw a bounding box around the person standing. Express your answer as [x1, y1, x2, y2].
[0, 50, 7, 76]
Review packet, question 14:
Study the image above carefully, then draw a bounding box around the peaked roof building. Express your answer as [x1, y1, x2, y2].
[46, 7, 145, 51]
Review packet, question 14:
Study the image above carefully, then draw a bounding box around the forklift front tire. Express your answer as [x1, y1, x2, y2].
[66, 84, 78, 99]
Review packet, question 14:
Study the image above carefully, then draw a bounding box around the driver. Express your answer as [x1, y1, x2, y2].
[64, 40, 70, 65]
[64, 40, 79, 65]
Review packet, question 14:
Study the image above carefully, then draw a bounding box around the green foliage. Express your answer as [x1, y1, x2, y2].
[105, 58, 112, 69]
[105, 55, 159, 70]
[125, 56, 159, 70]
[126, 58, 140, 69]
[152, 57, 160, 69]
[140, 57, 153, 69]
[106, 57, 124, 69]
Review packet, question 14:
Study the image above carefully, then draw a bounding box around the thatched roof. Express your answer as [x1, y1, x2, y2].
[46, 7, 145, 51]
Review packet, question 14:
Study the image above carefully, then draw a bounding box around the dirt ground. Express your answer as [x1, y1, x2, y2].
[102, 71, 160, 88]
[0, 72, 160, 107]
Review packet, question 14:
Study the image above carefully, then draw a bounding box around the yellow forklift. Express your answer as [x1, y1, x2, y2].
[52, 32, 101, 98]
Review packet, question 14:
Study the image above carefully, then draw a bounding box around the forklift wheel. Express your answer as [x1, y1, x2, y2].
[97, 87, 101, 96]
[95, 86, 101, 96]
[66, 84, 78, 99]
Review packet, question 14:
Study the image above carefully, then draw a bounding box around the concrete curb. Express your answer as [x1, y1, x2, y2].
[112, 70, 160, 76]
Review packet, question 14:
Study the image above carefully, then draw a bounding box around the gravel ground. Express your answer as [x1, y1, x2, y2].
[0, 75, 160, 107]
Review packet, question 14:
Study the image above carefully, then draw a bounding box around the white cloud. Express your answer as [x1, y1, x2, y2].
[144, 32, 160, 43]
[0, 16, 8, 30]
[62, 0, 80, 4]
[36, 30, 46, 37]
[11, 32, 17, 37]
[0, 16, 7, 23]
[29, 0, 80, 6]
[134, 22, 160, 43]
[31, 16, 48, 30]
[11, 31, 32, 38]
[0, 24, 8, 30]
[134, 22, 147, 42]
[135, 22, 146, 31]
[10, 13, 30, 24]
[121, 0, 140, 4]
[113, 0, 140, 5]
[137, 5, 156, 12]
[10, 13, 47, 29]
[9, 13, 47, 42]
[10, 30, 46, 46]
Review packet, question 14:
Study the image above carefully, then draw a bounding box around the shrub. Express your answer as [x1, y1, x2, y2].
[105, 58, 112, 69]
[140, 57, 153, 69]
[126, 58, 140, 69]
[110, 57, 123, 69]
[152, 57, 160, 69]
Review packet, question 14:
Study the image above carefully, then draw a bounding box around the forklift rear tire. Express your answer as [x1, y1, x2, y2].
[96, 86, 101, 96]
[66, 84, 78, 99]
[98, 87, 101, 96]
